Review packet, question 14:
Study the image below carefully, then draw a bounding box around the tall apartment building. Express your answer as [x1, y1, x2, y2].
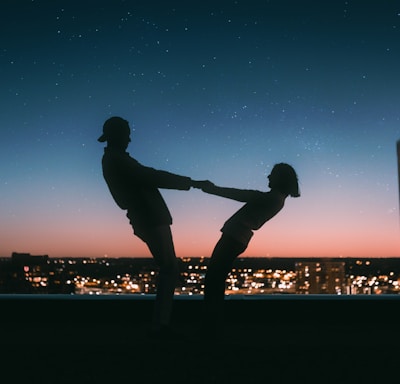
[295, 260, 346, 294]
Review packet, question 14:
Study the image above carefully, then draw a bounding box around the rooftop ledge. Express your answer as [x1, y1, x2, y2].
[1, 294, 399, 327]
[1, 293, 400, 300]
[1, 294, 399, 350]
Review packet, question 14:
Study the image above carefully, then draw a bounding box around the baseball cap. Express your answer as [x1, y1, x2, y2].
[98, 116, 130, 142]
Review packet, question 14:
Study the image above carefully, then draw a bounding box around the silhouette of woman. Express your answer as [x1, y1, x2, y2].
[201, 163, 300, 335]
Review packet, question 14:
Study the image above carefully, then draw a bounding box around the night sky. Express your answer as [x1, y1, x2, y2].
[1, 0, 399, 258]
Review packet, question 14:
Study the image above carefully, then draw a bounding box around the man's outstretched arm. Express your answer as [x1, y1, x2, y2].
[132, 161, 213, 191]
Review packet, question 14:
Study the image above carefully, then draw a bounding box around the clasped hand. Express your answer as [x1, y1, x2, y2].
[191, 180, 215, 191]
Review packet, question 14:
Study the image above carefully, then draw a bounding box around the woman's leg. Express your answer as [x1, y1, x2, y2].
[204, 234, 246, 330]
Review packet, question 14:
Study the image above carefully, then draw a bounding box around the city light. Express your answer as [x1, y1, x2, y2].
[1, 253, 400, 295]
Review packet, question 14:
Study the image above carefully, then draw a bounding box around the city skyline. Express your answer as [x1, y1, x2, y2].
[2, 252, 400, 295]
[1, 1, 399, 259]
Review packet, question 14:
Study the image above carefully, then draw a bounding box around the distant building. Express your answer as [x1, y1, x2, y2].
[9, 252, 50, 293]
[0, 255, 398, 295]
[295, 260, 346, 294]
[11, 252, 49, 264]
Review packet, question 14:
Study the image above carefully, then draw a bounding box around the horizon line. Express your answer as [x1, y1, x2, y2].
[2, 254, 400, 259]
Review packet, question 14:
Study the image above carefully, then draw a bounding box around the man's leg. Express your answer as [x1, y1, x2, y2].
[144, 225, 179, 330]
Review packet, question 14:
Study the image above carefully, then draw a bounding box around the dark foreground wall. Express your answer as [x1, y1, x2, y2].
[1, 295, 399, 383]
[1, 294, 399, 333]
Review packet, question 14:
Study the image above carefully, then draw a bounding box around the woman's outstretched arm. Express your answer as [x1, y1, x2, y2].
[201, 184, 263, 202]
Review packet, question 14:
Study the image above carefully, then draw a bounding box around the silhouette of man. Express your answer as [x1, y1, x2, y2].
[98, 116, 209, 338]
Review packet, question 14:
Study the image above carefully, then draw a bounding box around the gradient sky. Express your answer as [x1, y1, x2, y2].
[1, 0, 399, 258]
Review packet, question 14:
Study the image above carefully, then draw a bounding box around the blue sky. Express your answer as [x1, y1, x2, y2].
[1, 0, 399, 258]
